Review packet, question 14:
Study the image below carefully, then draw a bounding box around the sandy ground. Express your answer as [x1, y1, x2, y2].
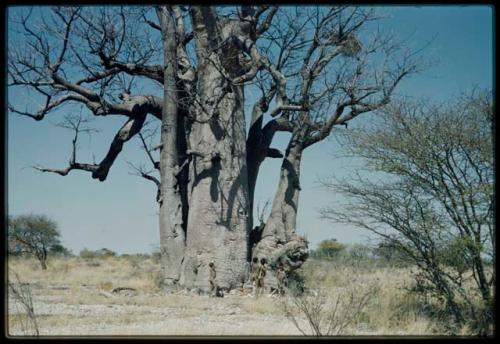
[7, 283, 306, 337]
[7, 257, 442, 337]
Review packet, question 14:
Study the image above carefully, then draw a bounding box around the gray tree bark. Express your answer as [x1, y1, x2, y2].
[156, 6, 186, 287]
[252, 132, 309, 288]
[179, 7, 250, 291]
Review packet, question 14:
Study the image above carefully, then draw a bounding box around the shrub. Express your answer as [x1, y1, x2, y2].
[79, 248, 116, 259]
[310, 239, 346, 260]
[281, 285, 379, 336]
[79, 248, 97, 259]
[8, 270, 39, 336]
[320, 91, 494, 335]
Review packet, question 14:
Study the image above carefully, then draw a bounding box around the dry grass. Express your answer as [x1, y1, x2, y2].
[287, 259, 440, 335]
[6, 255, 456, 336]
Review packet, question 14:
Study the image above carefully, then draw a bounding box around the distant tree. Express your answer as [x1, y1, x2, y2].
[320, 90, 494, 334]
[313, 239, 346, 259]
[345, 243, 372, 265]
[96, 248, 117, 257]
[99, 248, 116, 257]
[79, 248, 116, 258]
[8, 214, 64, 270]
[79, 248, 97, 259]
[78, 248, 95, 259]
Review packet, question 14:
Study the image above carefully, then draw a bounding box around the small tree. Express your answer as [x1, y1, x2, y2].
[320, 90, 494, 334]
[313, 239, 346, 259]
[79, 248, 97, 259]
[8, 214, 64, 270]
[79, 248, 116, 259]
[96, 248, 117, 257]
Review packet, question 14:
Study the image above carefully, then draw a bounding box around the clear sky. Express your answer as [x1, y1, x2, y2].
[7, 6, 494, 254]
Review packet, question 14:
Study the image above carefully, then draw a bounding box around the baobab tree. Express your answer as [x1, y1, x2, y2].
[8, 5, 420, 291]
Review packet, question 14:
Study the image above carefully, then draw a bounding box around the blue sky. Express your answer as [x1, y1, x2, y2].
[7, 6, 494, 254]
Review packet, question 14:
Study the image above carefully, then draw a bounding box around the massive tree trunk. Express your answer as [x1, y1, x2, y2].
[179, 8, 250, 291]
[157, 6, 186, 287]
[252, 133, 309, 288]
[247, 100, 289, 248]
[180, 89, 249, 291]
[11, 6, 418, 295]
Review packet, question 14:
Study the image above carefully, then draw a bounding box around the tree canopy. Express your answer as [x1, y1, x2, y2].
[8, 214, 65, 269]
[320, 89, 494, 334]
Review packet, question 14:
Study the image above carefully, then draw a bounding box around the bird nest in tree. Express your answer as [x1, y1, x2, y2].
[339, 34, 362, 57]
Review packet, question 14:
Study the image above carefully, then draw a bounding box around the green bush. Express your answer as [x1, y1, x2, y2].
[79, 248, 97, 259]
[79, 248, 116, 259]
[310, 239, 346, 259]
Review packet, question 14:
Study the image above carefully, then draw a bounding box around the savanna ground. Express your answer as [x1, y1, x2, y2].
[7, 254, 465, 337]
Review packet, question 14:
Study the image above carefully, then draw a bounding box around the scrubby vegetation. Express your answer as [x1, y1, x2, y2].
[300, 238, 494, 336]
[8, 250, 491, 336]
[79, 248, 118, 259]
[320, 91, 494, 336]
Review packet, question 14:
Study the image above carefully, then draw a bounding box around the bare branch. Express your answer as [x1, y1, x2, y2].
[126, 161, 161, 202]
[256, 6, 278, 36]
[138, 132, 160, 170]
[34, 113, 147, 181]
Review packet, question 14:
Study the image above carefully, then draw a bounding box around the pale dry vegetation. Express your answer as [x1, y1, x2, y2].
[288, 259, 442, 335]
[7, 255, 464, 336]
[7, 255, 293, 336]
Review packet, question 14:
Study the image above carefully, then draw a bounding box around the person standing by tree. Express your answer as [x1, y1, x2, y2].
[276, 263, 287, 296]
[255, 258, 267, 298]
[250, 257, 259, 295]
[208, 262, 217, 297]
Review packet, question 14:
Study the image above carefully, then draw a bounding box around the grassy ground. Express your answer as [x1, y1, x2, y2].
[7, 255, 454, 337]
